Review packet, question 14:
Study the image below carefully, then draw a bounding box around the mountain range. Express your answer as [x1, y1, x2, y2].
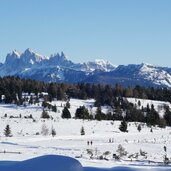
[0, 48, 171, 88]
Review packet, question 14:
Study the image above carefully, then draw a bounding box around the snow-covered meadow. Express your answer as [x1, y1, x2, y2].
[0, 98, 171, 170]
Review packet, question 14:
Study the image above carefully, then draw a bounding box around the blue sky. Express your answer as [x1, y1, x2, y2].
[0, 0, 171, 66]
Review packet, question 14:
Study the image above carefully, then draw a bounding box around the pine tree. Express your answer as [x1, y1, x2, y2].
[164, 107, 171, 126]
[119, 120, 128, 132]
[80, 126, 85, 135]
[41, 110, 50, 119]
[137, 124, 141, 132]
[62, 107, 71, 119]
[52, 105, 57, 112]
[95, 106, 102, 121]
[51, 127, 56, 137]
[4, 124, 12, 137]
[75, 106, 90, 119]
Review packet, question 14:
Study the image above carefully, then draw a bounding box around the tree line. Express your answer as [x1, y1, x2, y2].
[1, 76, 171, 127]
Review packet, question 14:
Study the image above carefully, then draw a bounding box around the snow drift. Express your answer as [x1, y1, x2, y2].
[0, 155, 170, 171]
[0, 155, 83, 171]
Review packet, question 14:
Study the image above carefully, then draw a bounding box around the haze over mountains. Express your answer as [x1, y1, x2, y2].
[0, 48, 171, 88]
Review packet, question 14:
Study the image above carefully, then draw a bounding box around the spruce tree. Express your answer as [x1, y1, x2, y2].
[80, 126, 85, 135]
[62, 107, 71, 119]
[164, 107, 171, 126]
[95, 106, 102, 121]
[4, 124, 12, 137]
[119, 120, 128, 132]
[41, 110, 50, 119]
[51, 127, 56, 137]
[137, 124, 141, 132]
[75, 106, 89, 119]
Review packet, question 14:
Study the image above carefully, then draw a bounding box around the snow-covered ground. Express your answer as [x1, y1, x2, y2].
[0, 98, 171, 170]
[127, 97, 171, 117]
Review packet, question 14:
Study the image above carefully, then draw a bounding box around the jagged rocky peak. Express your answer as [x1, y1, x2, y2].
[48, 51, 72, 67]
[50, 51, 68, 60]
[24, 48, 33, 54]
[61, 51, 67, 59]
[21, 48, 47, 64]
[12, 49, 21, 57]
[5, 49, 21, 65]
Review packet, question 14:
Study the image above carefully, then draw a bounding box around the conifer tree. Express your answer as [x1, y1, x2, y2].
[137, 124, 141, 132]
[4, 124, 12, 137]
[80, 126, 85, 135]
[119, 120, 128, 132]
[51, 127, 56, 137]
[41, 110, 50, 119]
[62, 107, 71, 119]
[75, 106, 89, 119]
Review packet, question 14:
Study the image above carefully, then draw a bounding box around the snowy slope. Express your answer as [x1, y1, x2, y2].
[139, 63, 171, 88]
[126, 97, 171, 117]
[0, 98, 171, 169]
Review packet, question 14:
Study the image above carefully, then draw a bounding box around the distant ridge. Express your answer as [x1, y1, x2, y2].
[0, 48, 171, 88]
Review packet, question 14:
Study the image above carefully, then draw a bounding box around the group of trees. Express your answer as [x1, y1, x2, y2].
[1, 77, 171, 104]
[1, 76, 171, 127]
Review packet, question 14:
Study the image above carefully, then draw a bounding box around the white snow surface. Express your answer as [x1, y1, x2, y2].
[139, 64, 171, 87]
[0, 98, 171, 170]
[126, 97, 171, 117]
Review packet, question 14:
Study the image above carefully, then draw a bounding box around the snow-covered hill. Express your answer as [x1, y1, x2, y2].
[1, 49, 171, 88]
[0, 98, 171, 169]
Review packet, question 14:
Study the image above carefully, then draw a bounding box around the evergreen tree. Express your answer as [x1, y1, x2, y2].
[95, 106, 102, 121]
[75, 106, 90, 119]
[146, 106, 160, 126]
[137, 124, 141, 132]
[80, 126, 85, 135]
[47, 83, 57, 98]
[4, 124, 12, 137]
[113, 106, 123, 120]
[52, 105, 57, 112]
[41, 110, 50, 119]
[57, 87, 65, 100]
[119, 120, 128, 132]
[164, 107, 171, 126]
[62, 107, 71, 119]
[138, 100, 141, 107]
[51, 127, 56, 137]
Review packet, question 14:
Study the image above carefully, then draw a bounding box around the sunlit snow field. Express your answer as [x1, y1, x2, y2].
[0, 98, 170, 170]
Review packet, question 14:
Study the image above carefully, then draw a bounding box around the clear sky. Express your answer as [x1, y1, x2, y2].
[0, 0, 171, 66]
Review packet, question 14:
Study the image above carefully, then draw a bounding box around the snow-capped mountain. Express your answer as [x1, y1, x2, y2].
[1, 48, 47, 76]
[0, 48, 116, 82]
[81, 59, 116, 72]
[0, 48, 171, 88]
[85, 63, 171, 88]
